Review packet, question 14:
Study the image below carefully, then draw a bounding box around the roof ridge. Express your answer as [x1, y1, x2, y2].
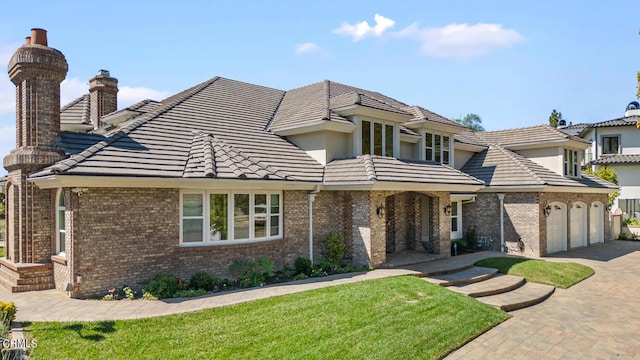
[490, 144, 545, 185]
[203, 135, 215, 178]
[81, 94, 91, 125]
[264, 90, 287, 132]
[362, 154, 377, 181]
[50, 77, 221, 174]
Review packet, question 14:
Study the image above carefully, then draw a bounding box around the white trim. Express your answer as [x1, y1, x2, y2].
[271, 120, 355, 136]
[450, 200, 462, 239]
[55, 188, 66, 256]
[31, 175, 321, 191]
[333, 105, 413, 123]
[179, 190, 283, 246]
[323, 182, 483, 192]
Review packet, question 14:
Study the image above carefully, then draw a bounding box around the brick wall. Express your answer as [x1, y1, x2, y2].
[464, 191, 610, 257]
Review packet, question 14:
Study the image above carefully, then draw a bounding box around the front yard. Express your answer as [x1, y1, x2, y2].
[23, 276, 509, 359]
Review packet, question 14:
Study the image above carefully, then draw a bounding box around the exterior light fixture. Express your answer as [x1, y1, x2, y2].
[606, 204, 612, 212]
[376, 204, 385, 218]
[444, 204, 452, 216]
[543, 205, 551, 217]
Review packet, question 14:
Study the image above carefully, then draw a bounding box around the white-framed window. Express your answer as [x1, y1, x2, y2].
[180, 191, 282, 245]
[563, 148, 579, 177]
[361, 120, 394, 157]
[425, 132, 451, 165]
[450, 201, 461, 239]
[601, 135, 620, 155]
[55, 189, 66, 255]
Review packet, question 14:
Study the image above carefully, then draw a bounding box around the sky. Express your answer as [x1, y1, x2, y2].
[0, 1, 638, 176]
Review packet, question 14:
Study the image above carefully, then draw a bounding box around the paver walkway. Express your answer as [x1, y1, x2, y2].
[2, 241, 639, 359]
[447, 240, 640, 359]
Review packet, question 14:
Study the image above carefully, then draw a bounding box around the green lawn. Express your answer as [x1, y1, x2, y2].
[475, 257, 594, 289]
[23, 276, 508, 359]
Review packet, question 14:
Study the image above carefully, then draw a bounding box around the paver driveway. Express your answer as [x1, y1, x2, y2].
[447, 240, 640, 359]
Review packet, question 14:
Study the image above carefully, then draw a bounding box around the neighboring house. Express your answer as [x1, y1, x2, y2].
[1, 29, 616, 297]
[562, 102, 640, 215]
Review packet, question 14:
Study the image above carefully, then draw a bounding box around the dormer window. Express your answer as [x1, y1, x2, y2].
[361, 120, 394, 156]
[425, 132, 451, 165]
[564, 149, 579, 177]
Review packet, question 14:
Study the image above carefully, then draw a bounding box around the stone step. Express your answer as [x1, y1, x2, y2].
[450, 274, 525, 297]
[476, 281, 555, 312]
[421, 266, 498, 287]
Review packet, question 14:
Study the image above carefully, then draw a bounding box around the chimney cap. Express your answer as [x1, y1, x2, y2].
[30, 28, 47, 46]
[97, 69, 111, 77]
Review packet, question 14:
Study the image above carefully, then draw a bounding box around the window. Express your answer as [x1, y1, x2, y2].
[361, 120, 394, 156]
[55, 189, 65, 255]
[425, 132, 451, 165]
[602, 136, 620, 155]
[181, 191, 282, 245]
[450, 201, 461, 239]
[563, 149, 579, 177]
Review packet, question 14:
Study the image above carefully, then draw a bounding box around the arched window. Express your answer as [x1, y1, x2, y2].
[56, 189, 65, 255]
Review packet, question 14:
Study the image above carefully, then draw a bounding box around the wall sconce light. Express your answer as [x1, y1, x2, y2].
[543, 205, 551, 217]
[606, 204, 612, 212]
[444, 204, 452, 216]
[376, 204, 385, 218]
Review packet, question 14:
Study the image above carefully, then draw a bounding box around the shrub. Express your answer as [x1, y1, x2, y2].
[174, 288, 208, 298]
[325, 232, 346, 265]
[618, 232, 629, 240]
[294, 257, 312, 275]
[229, 257, 276, 288]
[123, 285, 135, 300]
[463, 226, 478, 251]
[141, 274, 185, 299]
[189, 272, 214, 291]
[0, 302, 16, 326]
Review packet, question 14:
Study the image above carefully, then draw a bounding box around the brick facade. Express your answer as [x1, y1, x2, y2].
[464, 191, 610, 257]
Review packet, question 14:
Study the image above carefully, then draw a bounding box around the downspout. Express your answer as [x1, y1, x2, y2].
[308, 185, 320, 262]
[497, 193, 505, 252]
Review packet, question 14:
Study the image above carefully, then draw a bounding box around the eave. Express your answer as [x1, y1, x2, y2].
[271, 120, 355, 136]
[323, 181, 484, 193]
[404, 119, 467, 135]
[29, 174, 322, 191]
[333, 105, 413, 123]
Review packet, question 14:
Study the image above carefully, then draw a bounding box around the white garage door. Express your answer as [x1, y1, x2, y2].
[547, 203, 567, 253]
[570, 202, 587, 248]
[590, 202, 604, 244]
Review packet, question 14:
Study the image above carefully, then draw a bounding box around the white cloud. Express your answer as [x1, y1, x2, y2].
[118, 86, 170, 108]
[60, 78, 89, 106]
[333, 14, 396, 41]
[396, 22, 525, 58]
[296, 42, 321, 54]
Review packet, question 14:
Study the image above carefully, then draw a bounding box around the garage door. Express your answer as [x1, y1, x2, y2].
[590, 202, 604, 244]
[570, 202, 587, 248]
[547, 202, 567, 253]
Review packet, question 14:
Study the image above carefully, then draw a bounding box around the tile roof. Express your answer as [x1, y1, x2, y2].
[269, 80, 410, 131]
[476, 125, 589, 147]
[60, 95, 90, 127]
[324, 155, 484, 186]
[587, 116, 639, 128]
[591, 154, 640, 165]
[35, 77, 325, 182]
[461, 145, 616, 189]
[403, 106, 466, 129]
[557, 123, 588, 137]
[454, 130, 487, 147]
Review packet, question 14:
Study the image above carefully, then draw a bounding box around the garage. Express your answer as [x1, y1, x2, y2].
[590, 201, 605, 244]
[546, 202, 567, 253]
[570, 202, 588, 248]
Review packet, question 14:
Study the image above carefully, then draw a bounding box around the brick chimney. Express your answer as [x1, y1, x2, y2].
[4, 28, 68, 266]
[89, 69, 118, 129]
[5, 28, 68, 172]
